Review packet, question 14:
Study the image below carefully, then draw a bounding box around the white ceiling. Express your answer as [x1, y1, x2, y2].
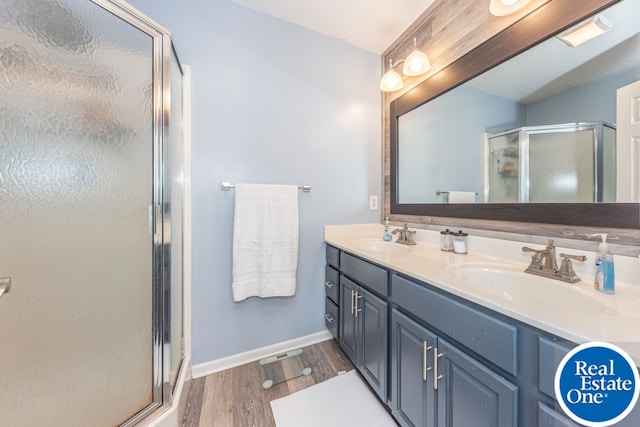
[229, 0, 437, 54]
[228, 0, 639, 102]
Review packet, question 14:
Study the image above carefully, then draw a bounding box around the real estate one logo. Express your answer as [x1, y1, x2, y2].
[554, 342, 639, 426]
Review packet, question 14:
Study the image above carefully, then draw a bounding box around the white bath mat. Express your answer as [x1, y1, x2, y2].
[270, 370, 397, 427]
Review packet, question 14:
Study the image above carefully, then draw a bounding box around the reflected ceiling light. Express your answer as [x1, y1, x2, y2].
[489, 0, 531, 16]
[380, 59, 404, 92]
[556, 15, 612, 47]
[402, 38, 431, 76]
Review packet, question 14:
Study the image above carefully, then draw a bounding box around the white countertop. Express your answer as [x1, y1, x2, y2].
[324, 224, 640, 366]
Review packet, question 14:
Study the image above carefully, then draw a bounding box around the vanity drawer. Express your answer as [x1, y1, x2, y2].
[324, 265, 339, 304]
[326, 245, 340, 269]
[339, 252, 388, 297]
[325, 297, 339, 339]
[538, 336, 573, 398]
[392, 274, 518, 375]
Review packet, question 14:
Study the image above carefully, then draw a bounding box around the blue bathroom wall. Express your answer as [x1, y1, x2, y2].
[399, 84, 525, 203]
[127, 0, 381, 365]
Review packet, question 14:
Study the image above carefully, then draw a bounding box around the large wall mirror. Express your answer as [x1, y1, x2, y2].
[390, 0, 640, 228]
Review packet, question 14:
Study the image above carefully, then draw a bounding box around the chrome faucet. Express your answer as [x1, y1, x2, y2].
[392, 223, 416, 245]
[522, 240, 586, 283]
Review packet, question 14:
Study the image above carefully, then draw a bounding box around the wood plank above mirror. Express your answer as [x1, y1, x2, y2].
[383, 0, 640, 241]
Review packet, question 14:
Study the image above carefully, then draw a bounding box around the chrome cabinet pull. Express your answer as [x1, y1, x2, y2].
[434, 348, 444, 390]
[423, 342, 433, 381]
[351, 290, 355, 315]
[423, 341, 427, 380]
[354, 293, 363, 318]
[0, 277, 11, 301]
[324, 313, 334, 323]
[324, 281, 335, 288]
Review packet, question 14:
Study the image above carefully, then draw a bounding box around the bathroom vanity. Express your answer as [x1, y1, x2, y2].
[324, 224, 640, 427]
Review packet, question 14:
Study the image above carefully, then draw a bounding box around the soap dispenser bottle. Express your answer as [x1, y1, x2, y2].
[383, 217, 393, 241]
[594, 233, 615, 294]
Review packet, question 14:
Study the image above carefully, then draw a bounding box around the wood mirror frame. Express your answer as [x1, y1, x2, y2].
[388, 0, 640, 229]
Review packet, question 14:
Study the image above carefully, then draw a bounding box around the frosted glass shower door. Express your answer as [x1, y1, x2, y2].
[485, 131, 520, 202]
[0, 0, 157, 425]
[527, 129, 595, 202]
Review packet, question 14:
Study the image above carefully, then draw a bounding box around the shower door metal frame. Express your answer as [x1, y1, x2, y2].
[163, 39, 187, 401]
[88, 1, 185, 425]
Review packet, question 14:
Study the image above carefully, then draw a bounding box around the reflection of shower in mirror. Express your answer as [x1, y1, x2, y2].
[483, 122, 616, 203]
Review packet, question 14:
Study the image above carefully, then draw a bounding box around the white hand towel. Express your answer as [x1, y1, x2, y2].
[447, 191, 476, 203]
[232, 183, 299, 302]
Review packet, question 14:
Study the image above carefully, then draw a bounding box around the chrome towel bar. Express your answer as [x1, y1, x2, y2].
[436, 190, 478, 195]
[220, 182, 311, 192]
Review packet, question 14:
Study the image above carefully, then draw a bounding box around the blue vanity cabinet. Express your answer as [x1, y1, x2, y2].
[391, 308, 517, 427]
[537, 403, 580, 427]
[339, 275, 388, 401]
[336, 251, 389, 402]
[338, 276, 359, 361]
[326, 245, 340, 269]
[391, 309, 438, 427]
[324, 246, 341, 339]
[437, 337, 518, 427]
[324, 263, 340, 339]
[325, 245, 640, 427]
[358, 284, 388, 401]
[536, 336, 577, 427]
[324, 296, 339, 339]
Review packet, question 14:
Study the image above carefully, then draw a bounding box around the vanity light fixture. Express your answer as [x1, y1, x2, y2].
[489, 0, 531, 16]
[380, 38, 431, 92]
[556, 15, 612, 47]
[402, 38, 431, 76]
[380, 58, 404, 92]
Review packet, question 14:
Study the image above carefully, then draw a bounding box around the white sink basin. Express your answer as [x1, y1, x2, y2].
[354, 240, 413, 253]
[447, 262, 613, 314]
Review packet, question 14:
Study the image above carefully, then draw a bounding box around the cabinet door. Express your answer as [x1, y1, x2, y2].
[339, 276, 359, 363]
[437, 338, 518, 427]
[359, 286, 388, 401]
[537, 403, 580, 427]
[391, 309, 437, 427]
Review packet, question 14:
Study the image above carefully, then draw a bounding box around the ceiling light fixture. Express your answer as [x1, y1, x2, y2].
[380, 38, 431, 92]
[556, 15, 612, 47]
[489, 0, 531, 16]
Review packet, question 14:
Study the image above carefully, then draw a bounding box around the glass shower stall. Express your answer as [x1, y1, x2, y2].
[0, 0, 186, 425]
[483, 122, 616, 203]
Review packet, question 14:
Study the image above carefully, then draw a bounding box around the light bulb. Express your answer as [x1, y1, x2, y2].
[380, 59, 404, 92]
[403, 51, 430, 76]
[402, 38, 431, 77]
[380, 70, 403, 92]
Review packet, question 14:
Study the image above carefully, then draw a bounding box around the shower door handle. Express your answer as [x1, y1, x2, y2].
[0, 277, 12, 301]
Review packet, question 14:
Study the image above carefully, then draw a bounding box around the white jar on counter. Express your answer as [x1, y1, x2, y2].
[452, 230, 468, 254]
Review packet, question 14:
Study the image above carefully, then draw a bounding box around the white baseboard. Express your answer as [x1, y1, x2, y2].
[192, 330, 333, 379]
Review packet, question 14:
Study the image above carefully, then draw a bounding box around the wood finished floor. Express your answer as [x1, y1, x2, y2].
[182, 339, 356, 427]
